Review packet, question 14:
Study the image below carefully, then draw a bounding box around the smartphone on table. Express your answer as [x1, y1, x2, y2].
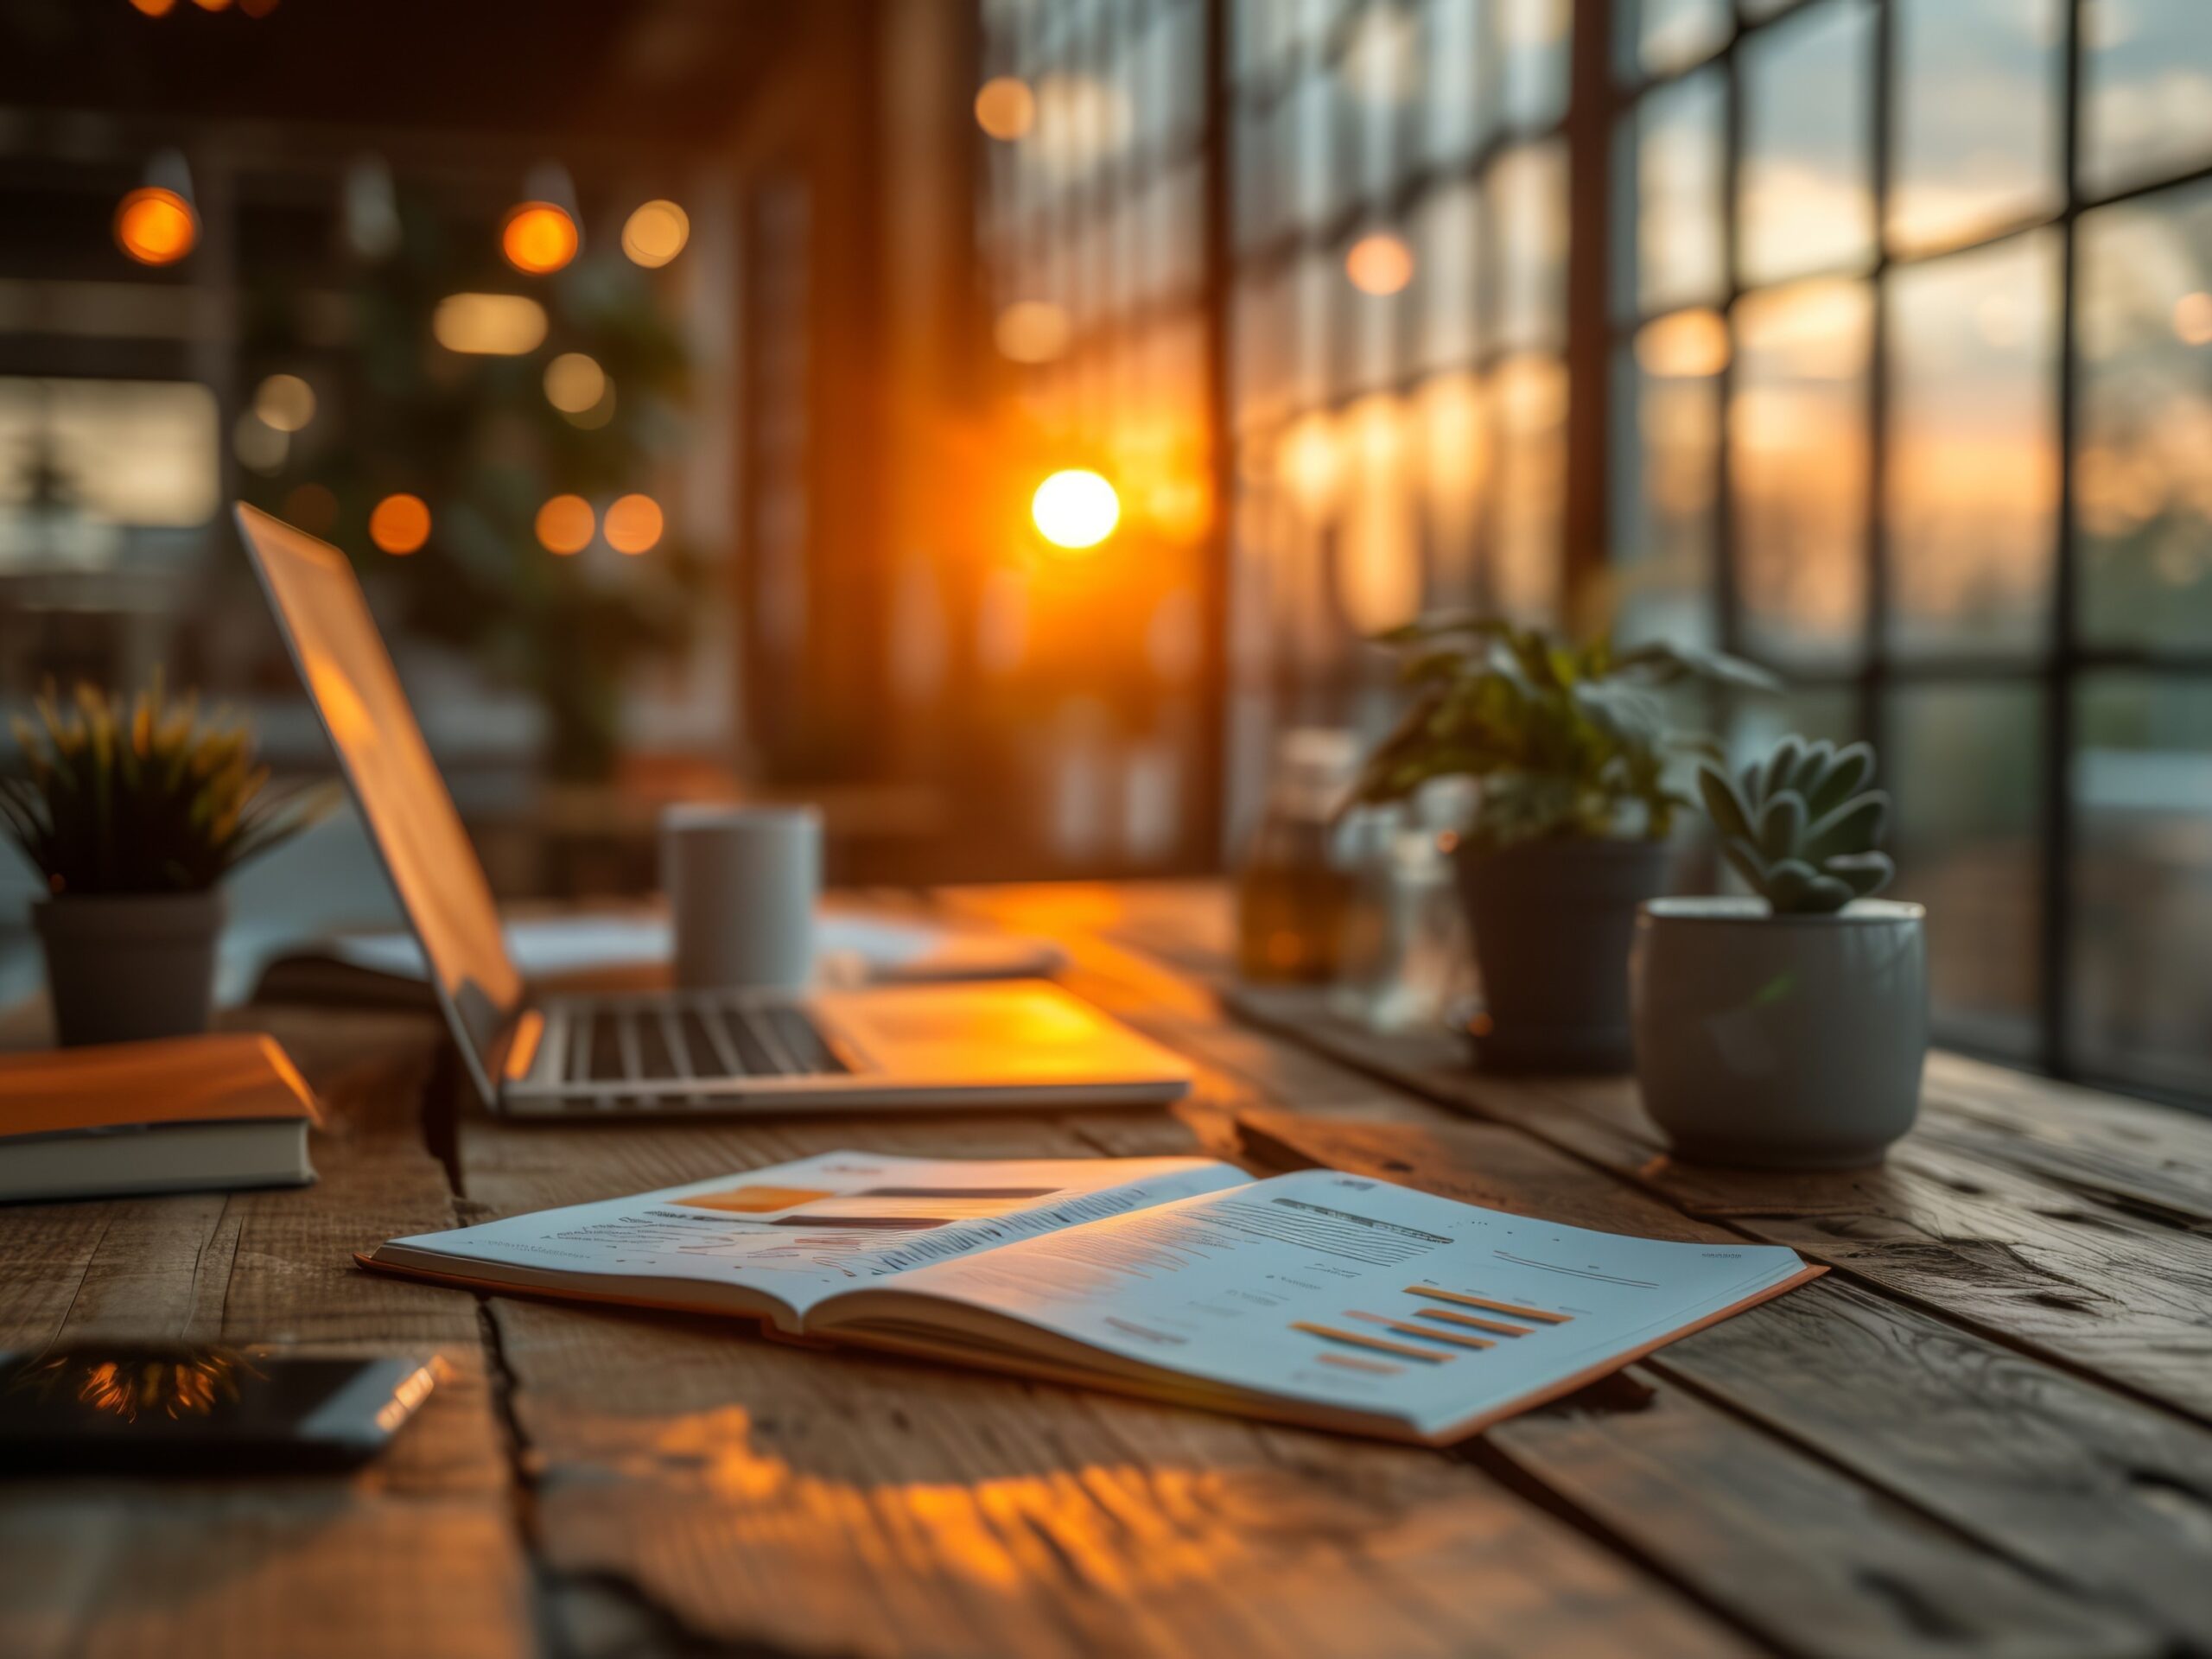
[0, 1344, 440, 1473]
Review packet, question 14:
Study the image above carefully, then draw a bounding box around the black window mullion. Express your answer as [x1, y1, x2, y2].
[2041, 0, 2087, 1080]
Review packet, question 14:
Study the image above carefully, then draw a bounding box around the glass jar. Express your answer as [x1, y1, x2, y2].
[1235, 728, 1360, 983]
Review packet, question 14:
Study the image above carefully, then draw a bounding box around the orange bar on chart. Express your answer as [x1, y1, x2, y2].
[1291, 1321, 1454, 1363]
[1404, 1286, 1573, 1323]
[1344, 1309, 1494, 1350]
[1412, 1306, 1534, 1338]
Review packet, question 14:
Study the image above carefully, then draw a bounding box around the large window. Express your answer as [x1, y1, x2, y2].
[976, 0, 2212, 1103]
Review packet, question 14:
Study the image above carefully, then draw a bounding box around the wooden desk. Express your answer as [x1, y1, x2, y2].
[4, 880, 2209, 1658]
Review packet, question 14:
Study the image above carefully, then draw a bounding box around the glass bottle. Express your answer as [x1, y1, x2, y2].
[1236, 728, 1360, 983]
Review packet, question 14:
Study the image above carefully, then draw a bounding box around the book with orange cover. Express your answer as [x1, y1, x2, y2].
[0, 1033, 320, 1203]
[359, 1151, 1822, 1445]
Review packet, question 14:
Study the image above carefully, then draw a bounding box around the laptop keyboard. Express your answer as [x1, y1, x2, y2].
[572, 1000, 847, 1084]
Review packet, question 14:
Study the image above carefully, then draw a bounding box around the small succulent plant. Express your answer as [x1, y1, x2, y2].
[1698, 736, 1893, 914]
[2, 675, 332, 896]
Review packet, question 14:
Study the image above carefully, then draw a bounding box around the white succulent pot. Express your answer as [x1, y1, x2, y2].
[1629, 895, 1927, 1168]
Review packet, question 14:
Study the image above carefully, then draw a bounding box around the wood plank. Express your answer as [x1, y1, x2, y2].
[456, 1103, 1755, 1659]
[1241, 1110, 2212, 1650]
[0, 1007, 532, 1659]
[1225, 985, 2212, 1427]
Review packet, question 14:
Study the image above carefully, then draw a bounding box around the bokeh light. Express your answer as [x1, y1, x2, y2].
[1031, 469, 1120, 550]
[431, 293, 548, 355]
[994, 300, 1071, 364]
[232, 412, 286, 475]
[974, 76, 1037, 141]
[114, 187, 196, 266]
[368, 493, 431, 556]
[536, 494, 596, 555]
[281, 482, 337, 535]
[543, 353, 607, 414]
[500, 203, 578, 276]
[603, 493, 664, 555]
[253, 372, 316, 433]
[1636, 308, 1732, 378]
[129, 0, 177, 15]
[621, 200, 690, 268]
[1345, 232, 1414, 296]
[192, 0, 232, 10]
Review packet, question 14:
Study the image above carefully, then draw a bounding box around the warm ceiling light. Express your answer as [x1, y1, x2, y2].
[431, 292, 548, 355]
[536, 494, 596, 555]
[974, 76, 1036, 141]
[621, 200, 690, 268]
[253, 372, 315, 433]
[501, 204, 578, 276]
[543, 353, 607, 414]
[115, 187, 197, 266]
[1345, 232, 1414, 296]
[129, 0, 177, 14]
[192, 0, 233, 10]
[1031, 469, 1119, 550]
[603, 493, 664, 555]
[368, 493, 431, 556]
[994, 300, 1071, 364]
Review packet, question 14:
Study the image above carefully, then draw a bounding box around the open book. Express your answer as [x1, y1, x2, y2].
[359, 1152, 1821, 1445]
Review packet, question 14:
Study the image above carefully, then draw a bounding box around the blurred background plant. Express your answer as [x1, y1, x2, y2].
[238, 189, 704, 782]
[2, 676, 331, 894]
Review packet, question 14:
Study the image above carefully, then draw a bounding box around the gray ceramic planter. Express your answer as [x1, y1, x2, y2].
[33, 890, 225, 1047]
[1630, 895, 1927, 1168]
[1456, 837, 1675, 1073]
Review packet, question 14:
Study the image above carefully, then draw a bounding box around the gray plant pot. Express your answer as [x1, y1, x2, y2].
[1630, 895, 1927, 1168]
[32, 890, 226, 1048]
[1454, 837, 1675, 1073]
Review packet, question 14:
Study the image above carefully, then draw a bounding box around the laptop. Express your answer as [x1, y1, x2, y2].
[235, 503, 1193, 1117]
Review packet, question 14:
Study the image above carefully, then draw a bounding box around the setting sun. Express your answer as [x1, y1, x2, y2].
[1031, 469, 1119, 550]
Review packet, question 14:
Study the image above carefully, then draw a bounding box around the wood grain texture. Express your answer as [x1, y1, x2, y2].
[457, 1096, 1757, 1659]
[1240, 1111, 2212, 1651]
[0, 1006, 532, 1659]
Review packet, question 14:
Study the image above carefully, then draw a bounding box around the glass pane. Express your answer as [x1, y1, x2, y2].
[1885, 231, 2060, 657]
[1622, 0, 1732, 79]
[1491, 142, 1569, 351]
[1341, 5, 1415, 203]
[1888, 683, 2044, 1059]
[1344, 228, 1405, 392]
[1423, 0, 1486, 166]
[2076, 178, 2212, 650]
[1612, 312, 1727, 648]
[1497, 0, 1572, 130]
[1289, 247, 1337, 410]
[1413, 180, 1482, 372]
[1738, 0, 1875, 287]
[1338, 393, 1422, 634]
[1738, 0, 1801, 20]
[2082, 0, 2212, 199]
[1491, 353, 1567, 621]
[1731, 278, 1872, 664]
[1890, 0, 2062, 257]
[1286, 70, 1336, 232]
[2074, 675, 2212, 1096]
[1629, 67, 1727, 318]
[1415, 369, 1489, 607]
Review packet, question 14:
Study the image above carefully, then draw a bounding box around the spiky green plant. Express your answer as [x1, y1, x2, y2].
[1697, 736, 1894, 914]
[2, 676, 333, 895]
[1350, 616, 1778, 850]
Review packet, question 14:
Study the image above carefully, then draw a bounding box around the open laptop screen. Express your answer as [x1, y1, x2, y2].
[235, 503, 522, 1094]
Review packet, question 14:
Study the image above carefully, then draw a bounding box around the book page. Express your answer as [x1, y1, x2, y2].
[855, 1169, 1814, 1438]
[378, 1151, 1248, 1325]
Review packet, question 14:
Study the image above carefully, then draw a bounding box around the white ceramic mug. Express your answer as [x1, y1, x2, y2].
[661, 804, 821, 992]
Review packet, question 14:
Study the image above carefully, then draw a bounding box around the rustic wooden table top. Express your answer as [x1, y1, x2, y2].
[5, 880, 2209, 1659]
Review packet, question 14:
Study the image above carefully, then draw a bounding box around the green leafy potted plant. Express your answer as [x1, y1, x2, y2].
[1350, 617, 1774, 1071]
[3, 678, 329, 1046]
[1630, 736, 1927, 1166]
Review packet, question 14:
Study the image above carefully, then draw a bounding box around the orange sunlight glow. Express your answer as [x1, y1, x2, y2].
[501, 203, 579, 276]
[603, 493, 664, 555]
[974, 76, 1037, 141]
[369, 493, 431, 556]
[2174, 291, 2212, 346]
[1345, 232, 1414, 296]
[1636, 308, 1732, 378]
[1031, 469, 1120, 550]
[536, 494, 595, 555]
[114, 187, 196, 266]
